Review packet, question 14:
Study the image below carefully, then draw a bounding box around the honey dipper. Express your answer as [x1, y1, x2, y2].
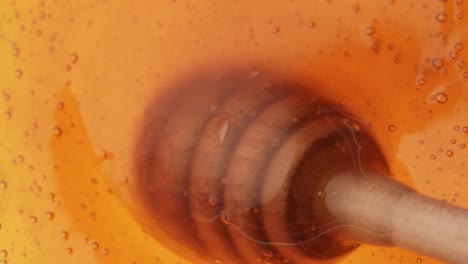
[133, 67, 468, 264]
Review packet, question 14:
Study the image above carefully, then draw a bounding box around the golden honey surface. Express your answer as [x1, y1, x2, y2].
[0, 0, 468, 263]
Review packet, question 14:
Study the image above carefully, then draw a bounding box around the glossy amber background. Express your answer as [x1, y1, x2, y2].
[0, 0, 467, 263]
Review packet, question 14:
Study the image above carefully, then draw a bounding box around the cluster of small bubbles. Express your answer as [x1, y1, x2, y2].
[446, 150, 454, 157]
[436, 12, 448, 23]
[434, 92, 448, 104]
[432, 58, 445, 69]
[15, 69, 23, 78]
[30, 216, 38, 223]
[53, 126, 63, 137]
[416, 78, 426, 86]
[45, 211, 54, 220]
[91, 242, 100, 250]
[387, 124, 397, 132]
[65, 247, 73, 255]
[0, 181, 7, 190]
[416, 257, 423, 263]
[364, 27, 375, 36]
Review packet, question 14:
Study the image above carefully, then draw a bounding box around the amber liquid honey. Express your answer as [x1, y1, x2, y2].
[0, 0, 467, 263]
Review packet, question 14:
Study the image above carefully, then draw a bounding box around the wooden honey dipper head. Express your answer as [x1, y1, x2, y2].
[132, 67, 468, 264]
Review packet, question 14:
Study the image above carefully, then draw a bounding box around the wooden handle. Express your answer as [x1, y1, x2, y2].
[325, 170, 468, 264]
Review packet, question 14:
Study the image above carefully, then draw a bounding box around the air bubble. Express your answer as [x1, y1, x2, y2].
[45, 211, 54, 220]
[436, 12, 448, 23]
[57, 102, 65, 110]
[457, 59, 465, 68]
[272, 27, 280, 34]
[220, 210, 231, 225]
[15, 69, 23, 78]
[316, 190, 326, 199]
[352, 4, 359, 12]
[53, 127, 63, 137]
[432, 58, 444, 69]
[4, 112, 12, 120]
[416, 257, 423, 263]
[66, 247, 73, 254]
[416, 78, 425, 86]
[262, 249, 274, 258]
[30, 216, 38, 223]
[70, 53, 78, 63]
[449, 51, 458, 59]
[12, 46, 20, 56]
[450, 139, 457, 144]
[306, 21, 316, 28]
[91, 242, 100, 250]
[462, 126, 468, 133]
[364, 27, 375, 36]
[60, 230, 69, 240]
[454, 42, 464, 51]
[0, 181, 7, 190]
[430, 154, 437, 160]
[387, 125, 397, 132]
[463, 72, 468, 78]
[434, 92, 448, 104]
[208, 194, 218, 206]
[446, 150, 454, 157]
[0, 250, 7, 258]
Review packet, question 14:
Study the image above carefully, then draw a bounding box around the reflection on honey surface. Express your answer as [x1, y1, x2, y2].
[0, 0, 467, 263]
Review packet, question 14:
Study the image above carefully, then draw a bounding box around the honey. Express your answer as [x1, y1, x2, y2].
[0, 0, 467, 263]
